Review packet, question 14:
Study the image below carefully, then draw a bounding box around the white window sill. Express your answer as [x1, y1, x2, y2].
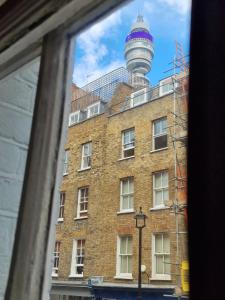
[57, 217, 64, 222]
[69, 274, 83, 278]
[150, 206, 170, 211]
[74, 216, 88, 220]
[114, 275, 133, 280]
[63, 172, 68, 176]
[77, 167, 91, 172]
[118, 156, 135, 161]
[51, 273, 58, 278]
[150, 147, 168, 153]
[150, 276, 171, 281]
[117, 210, 135, 215]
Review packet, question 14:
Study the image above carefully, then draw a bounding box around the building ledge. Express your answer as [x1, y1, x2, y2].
[117, 210, 135, 215]
[57, 217, 64, 222]
[77, 167, 91, 172]
[114, 275, 133, 280]
[150, 206, 170, 212]
[150, 147, 168, 153]
[74, 216, 88, 221]
[150, 276, 172, 281]
[118, 156, 135, 162]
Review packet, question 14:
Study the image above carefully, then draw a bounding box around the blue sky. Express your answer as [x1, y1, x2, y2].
[73, 0, 191, 87]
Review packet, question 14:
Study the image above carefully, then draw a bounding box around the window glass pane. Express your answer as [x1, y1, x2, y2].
[163, 236, 170, 253]
[162, 172, 168, 186]
[155, 235, 162, 253]
[156, 256, 163, 274]
[120, 256, 127, 273]
[154, 120, 161, 135]
[154, 173, 161, 188]
[155, 191, 162, 206]
[127, 237, 132, 254]
[164, 255, 170, 274]
[122, 180, 129, 193]
[163, 189, 169, 202]
[122, 196, 129, 209]
[162, 119, 167, 133]
[120, 238, 126, 254]
[155, 135, 167, 149]
[124, 148, 134, 157]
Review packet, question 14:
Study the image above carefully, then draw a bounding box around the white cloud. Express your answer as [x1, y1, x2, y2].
[73, 10, 122, 86]
[158, 0, 191, 15]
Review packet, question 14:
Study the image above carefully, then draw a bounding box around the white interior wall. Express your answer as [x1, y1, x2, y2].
[0, 58, 40, 300]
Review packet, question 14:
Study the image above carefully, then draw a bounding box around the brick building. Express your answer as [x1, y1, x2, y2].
[50, 66, 188, 300]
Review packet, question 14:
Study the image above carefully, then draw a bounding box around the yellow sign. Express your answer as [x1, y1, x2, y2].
[181, 260, 189, 294]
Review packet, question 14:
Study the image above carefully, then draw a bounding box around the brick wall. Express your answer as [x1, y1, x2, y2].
[55, 87, 188, 287]
[0, 58, 40, 299]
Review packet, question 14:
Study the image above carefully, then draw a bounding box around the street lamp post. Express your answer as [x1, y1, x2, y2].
[134, 207, 147, 300]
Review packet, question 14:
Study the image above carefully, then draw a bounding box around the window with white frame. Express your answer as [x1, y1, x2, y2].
[52, 241, 60, 277]
[159, 77, 174, 96]
[153, 118, 167, 150]
[87, 102, 100, 118]
[63, 150, 69, 175]
[81, 142, 92, 169]
[58, 192, 65, 221]
[122, 128, 135, 158]
[130, 88, 148, 107]
[153, 171, 169, 208]
[120, 177, 134, 212]
[152, 234, 170, 279]
[70, 239, 85, 277]
[77, 187, 89, 218]
[116, 236, 132, 278]
[69, 111, 80, 126]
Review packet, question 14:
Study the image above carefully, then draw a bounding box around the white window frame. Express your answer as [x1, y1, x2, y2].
[153, 171, 169, 208]
[152, 233, 171, 280]
[122, 128, 135, 158]
[152, 117, 167, 151]
[120, 177, 134, 212]
[70, 239, 85, 278]
[81, 142, 92, 170]
[58, 192, 65, 222]
[77, 187, 89, 218]
[52, 241, 60, 277]
[159, 77, 174, 97]
[63, 150, 69, 175]
[87, 102, 100, 118]
[115, 236, 133, 279]
[69, 111, 80, 126]
[130, 87, 148, 107]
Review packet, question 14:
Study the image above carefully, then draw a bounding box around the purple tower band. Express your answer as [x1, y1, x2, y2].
[125, 31, 153, 43]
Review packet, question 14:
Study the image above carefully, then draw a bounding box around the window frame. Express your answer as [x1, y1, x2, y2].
[70, 239, 85, 278]
[152, 117, 168, 151]
[122, 128, 135, 158]
[130, 87, 148, 107]
[87, 102, 100, 118]
[120, 177, 134, 213]
[52, 241, 60, 277]
[159, 77, 174, 97]
[77, 187, 89, 219]
[152, 233, 171, 280]
[63, 149, 69, 175]
[69, 111, 80, 126]
[58, 192, 65, 222]
[81, 142, 92, 170]
[152, 170, 169, 208]
[115, 236, 133, 279]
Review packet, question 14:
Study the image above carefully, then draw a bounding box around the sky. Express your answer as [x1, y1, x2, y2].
[73, 0, 191, 87]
